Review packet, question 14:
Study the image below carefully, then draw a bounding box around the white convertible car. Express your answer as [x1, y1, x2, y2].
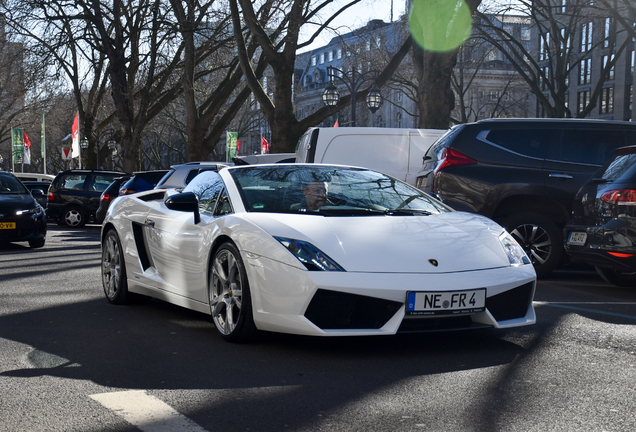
[101, 164, 536, 342]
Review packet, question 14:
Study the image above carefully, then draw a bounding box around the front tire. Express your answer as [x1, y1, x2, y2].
[28, 238, 45, 248]
[500, 212, 563, 278]
[62, 207, 86, 228]
[209, 242, 257, 343]
[595, 267, 636, 287]
[102, 229, 130, 304]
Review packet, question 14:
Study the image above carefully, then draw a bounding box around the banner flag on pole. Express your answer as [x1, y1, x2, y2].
[23, 131, 31, 165]
[333, 119, 338, 127]
[226, 131, 238, 162]
[11, 128, 24, 166]
[237, 140, 242, 154]
[71, 112, 79, 158]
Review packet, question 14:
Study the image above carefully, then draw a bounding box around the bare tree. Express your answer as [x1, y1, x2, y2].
[230, 0, 411, 153]
[475, 0, 631, 118]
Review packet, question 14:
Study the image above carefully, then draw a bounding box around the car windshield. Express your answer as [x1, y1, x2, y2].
[0, 176, 29, 194]
[229, 165, 450, 215]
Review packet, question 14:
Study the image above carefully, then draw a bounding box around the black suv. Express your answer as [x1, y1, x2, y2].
[47, 169, 128, 227]
[415, 119, 636, 277]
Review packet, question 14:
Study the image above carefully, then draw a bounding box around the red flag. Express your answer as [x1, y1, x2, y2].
[23, 131, 32, 165]
[333, 119, 338, 127]
[71, 112, 79, 157]
[237, 140, 242, 153]
[23, 131, 31, 149]
[261, 136, 269, 154]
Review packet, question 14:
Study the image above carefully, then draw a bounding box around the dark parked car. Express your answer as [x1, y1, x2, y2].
[47, 169, 128, 228]
[21, 181, 50, 209]
[564, 146, 636, 286]
[154, 162, 230, 189]
[119, 170, 169, 195]
[95, 170, 169, 224]
[415, 118, 636, 277]
[94, 176, 131, 224]
[0, 171, 47, 248]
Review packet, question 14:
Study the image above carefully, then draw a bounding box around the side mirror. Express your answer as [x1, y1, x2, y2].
[31, 189, 44, 197]
[165, 192, 201, 224]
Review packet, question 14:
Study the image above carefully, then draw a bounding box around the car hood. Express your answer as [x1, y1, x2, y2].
[243, 211, 512, 273]
[0, 194, 38, 213]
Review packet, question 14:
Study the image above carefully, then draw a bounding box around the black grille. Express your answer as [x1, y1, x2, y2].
[486, 282, 534, 322]
[304, 289, 402, 330]
[398, 315, 491, 333]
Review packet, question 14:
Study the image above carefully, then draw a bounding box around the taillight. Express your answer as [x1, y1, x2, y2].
[432, 148, 477, 193]
[47, 192, 54, 201]
[119, 188, 136, 195]
[101, 193, 110, 202]
[436, 148, 477, 173]
[600, 189, 636, 205]
[608, 252, 634, 258]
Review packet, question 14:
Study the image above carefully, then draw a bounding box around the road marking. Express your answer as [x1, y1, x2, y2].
[90, 390, 208, 432]
[533, 301, 636, 320]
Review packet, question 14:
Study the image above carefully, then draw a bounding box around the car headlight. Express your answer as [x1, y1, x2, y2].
[274, 237, 345, 271]
[499, 231, 531, 266]
[16, 206, 43, 217]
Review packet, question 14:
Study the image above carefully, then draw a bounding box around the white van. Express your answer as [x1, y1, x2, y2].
[13, 173, 56, 182]
[295, 127, 446, 186]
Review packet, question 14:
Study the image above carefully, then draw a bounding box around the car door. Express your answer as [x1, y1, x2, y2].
[543, 128, 626, 207]
[144, 172, 226, 302]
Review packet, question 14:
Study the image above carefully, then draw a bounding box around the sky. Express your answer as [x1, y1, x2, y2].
[298, 0, 408, 53]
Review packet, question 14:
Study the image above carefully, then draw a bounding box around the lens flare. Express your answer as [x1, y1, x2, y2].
[409, 0, 473, 52]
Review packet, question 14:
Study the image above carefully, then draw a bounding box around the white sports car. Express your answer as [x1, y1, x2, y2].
[101, 164, 536, 342]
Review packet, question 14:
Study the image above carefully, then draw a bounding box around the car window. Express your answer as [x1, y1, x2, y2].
[184, 167, 221, 186]
[183, 171, 225, 216]
[155, 169, 175, 187]
[548, 129, 625, 165]
[0, 176, 28, 193]
[214, 189, 233, 216]
[60, 174, 88, 190]
[90, 174, 123, 192]
[484, 128, 552, 159]
[600, 153, 636, 182]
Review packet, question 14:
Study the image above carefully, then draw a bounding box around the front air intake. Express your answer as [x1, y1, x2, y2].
[486, 282, 534, 322]
[304, 289, 402, 330]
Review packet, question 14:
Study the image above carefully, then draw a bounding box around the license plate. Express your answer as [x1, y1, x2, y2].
[0, 222, 16, 229]
[406, 289, 486, 316]
[567, 231, 587, 246]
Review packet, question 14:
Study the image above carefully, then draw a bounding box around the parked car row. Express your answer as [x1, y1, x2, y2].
[415, 118, 636, 278]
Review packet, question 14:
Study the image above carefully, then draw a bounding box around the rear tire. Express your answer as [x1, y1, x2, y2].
[595, 267, 636, 287]
[499, 212, 563, 278]
[62, 206, 86, 228]
[102, 229, 130, 304]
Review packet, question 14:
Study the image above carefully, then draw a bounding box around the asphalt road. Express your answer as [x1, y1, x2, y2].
[1, 225, 635, 432]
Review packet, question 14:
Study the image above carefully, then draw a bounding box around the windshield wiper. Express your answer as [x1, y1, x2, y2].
[384, 209, 432, 216]
[316, 207, 385, 216]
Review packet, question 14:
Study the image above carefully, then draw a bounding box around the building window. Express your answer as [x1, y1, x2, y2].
[328, 51, 333, 62]
[579, 58, 592, 85]
[540, 32, 550, 60]
[602, 54, 615, 80]
[600, 86, 614, 114]
[604, 17, 613, 48]
[396, 112, 402, 128]
[565, 63, 569, 86]
[631, 50, 635, 74]
[489, 90, 501, 100]
[541, 66, 549, 90]
[366, 40, 371, 51]
[578, 90, 591, 113]
[337, 48, 342, 59]
[561, 0, 567, 12]
[521, 28, 531, 41]
[311, 56, 316, 66]
[319, 53, 325, 64]
[581, 22, 593, 52]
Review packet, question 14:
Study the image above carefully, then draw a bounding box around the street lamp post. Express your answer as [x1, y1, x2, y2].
[79, 136, 89, 169]
[81, 128, 117, 170]
[322, 66, 383, 127]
